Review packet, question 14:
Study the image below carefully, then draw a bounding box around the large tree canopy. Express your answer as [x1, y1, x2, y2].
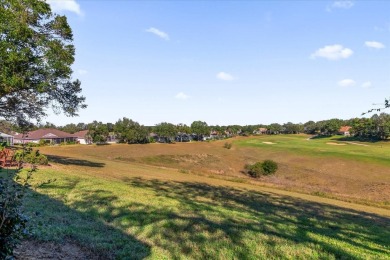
[0, 0, 86, 125]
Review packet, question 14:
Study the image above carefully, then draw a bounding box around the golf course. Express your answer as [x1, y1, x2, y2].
[8, 134, 390, 259]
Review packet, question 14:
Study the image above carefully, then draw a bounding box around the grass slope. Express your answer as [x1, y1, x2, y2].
[1, 146, 388, 259]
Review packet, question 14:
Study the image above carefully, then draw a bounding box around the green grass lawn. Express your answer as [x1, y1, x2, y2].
[3, 165, 389, 259]
[236, 135, 390, 166]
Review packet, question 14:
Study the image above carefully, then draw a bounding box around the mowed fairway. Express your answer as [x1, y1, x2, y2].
[7, 135, 390, 259]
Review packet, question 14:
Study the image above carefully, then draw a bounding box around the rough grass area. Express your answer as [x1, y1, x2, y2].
[7, 168, 390, 259]
[39, 135, 390, 208]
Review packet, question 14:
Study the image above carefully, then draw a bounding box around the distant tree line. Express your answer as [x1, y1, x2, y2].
[2, 113, 390, 144]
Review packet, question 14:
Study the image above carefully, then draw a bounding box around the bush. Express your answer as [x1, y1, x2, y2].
[0, 142, 7, 150]
[261, 160, 278, 175]
[245, 160, 278, 178]
[26, 142, 39, 148]
[247, 162, 264, 178]
[14, 149, 49, 166]
[38, 139, 49, 146]
[0, 177, 29, 258]
[223, 142, 232, 149]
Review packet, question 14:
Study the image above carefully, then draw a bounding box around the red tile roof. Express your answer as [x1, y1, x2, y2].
[339, 126, 352, 132]
[73, 130, 89, 138]
[13, 128, 76, 140]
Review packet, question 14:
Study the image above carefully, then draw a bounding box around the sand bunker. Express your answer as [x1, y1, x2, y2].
[326, 142, 346, 146]
[346, 142, 369, 147]
[263, 142, 276, 145]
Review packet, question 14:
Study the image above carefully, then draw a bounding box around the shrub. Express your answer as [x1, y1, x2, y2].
[223, 142, 232, 149]
[261, 160, 278, 175]
[245, 160, 278, 178]
[0, 142, 41, 258]
[246, 162, 263, 178]
[38, 139, 48, 146]
[14, 149, 49, 166]
[0, 175, 31, 258]
[0, 142, 7, 150]
[25, 150, 48, 165]
[26, 142, 39, 148]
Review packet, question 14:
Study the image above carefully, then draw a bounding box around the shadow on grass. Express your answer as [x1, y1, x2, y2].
[47, 155, 105, 168]
[121, 178, 390, 259]
[0, 171, 150, 260]
[9, 167, 390, 259]
[309, 135, 332, 140]
[333, 136, 388, 143]
[41, 175, 389, 259]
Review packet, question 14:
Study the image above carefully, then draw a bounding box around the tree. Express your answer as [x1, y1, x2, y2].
[303, 120, 318, 134]
[38, 121, 57, 130]
[0, 120, 15, 134]
[176, 123, 191, 134]
[60, 123, 79, 133]
[322, 119, 342, 135]
[283, 122, 303, 134]
[87, 121, 109, 143]
[268, 123, 282, 134]
[0, 0, 86, 126]
[154, 122, 176, 142]
[114, 117, 149, 144]
[351, 113, 390, 140]
[191, 120, 209, 140]
[364, 98, 390, 115]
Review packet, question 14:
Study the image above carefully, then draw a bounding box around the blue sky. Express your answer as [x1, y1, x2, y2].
[46, 0, 390, 126]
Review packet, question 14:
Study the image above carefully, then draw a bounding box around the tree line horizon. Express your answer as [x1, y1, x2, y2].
[2, 113, 390, 143]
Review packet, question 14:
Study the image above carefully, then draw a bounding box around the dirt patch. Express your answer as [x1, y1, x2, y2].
[14, 240, 103, 260]
[326, 142, 346, 146]
[262, 142, 276, 145]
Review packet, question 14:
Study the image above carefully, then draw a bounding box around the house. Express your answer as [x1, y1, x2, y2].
[0, 132, 14, 146]
[210, 130, 220, 139]
[339, 126, 352, 136]
[253, 128, 267, 135]
[13, 128, 77, 144]
[107, 132, 118, 143]
[175, 133, 192, 142]
[73, 130, 92, 144]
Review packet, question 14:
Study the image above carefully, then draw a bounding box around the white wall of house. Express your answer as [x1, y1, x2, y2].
[78, 138, 87, 144]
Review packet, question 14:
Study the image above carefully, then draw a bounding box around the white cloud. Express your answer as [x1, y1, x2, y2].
[338, 79, 356, 87]
[78, 69, 88, 75]
[331, 1, 354, 9]
[365, 41, 385, 49]
[47, 0, 83, 16]
[146, 27, 170, 41]
[216, 72, 235, 81]
[310, 44, 353, 60]
[175, 92, 189, 100]
[361, 81, 372, 88]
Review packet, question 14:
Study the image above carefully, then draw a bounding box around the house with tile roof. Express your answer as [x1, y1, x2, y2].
[73, 130, 92, 144]
[13, 128, 77, 144]
[253, 128, 268, 135]
[338, 126, 352, 136]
